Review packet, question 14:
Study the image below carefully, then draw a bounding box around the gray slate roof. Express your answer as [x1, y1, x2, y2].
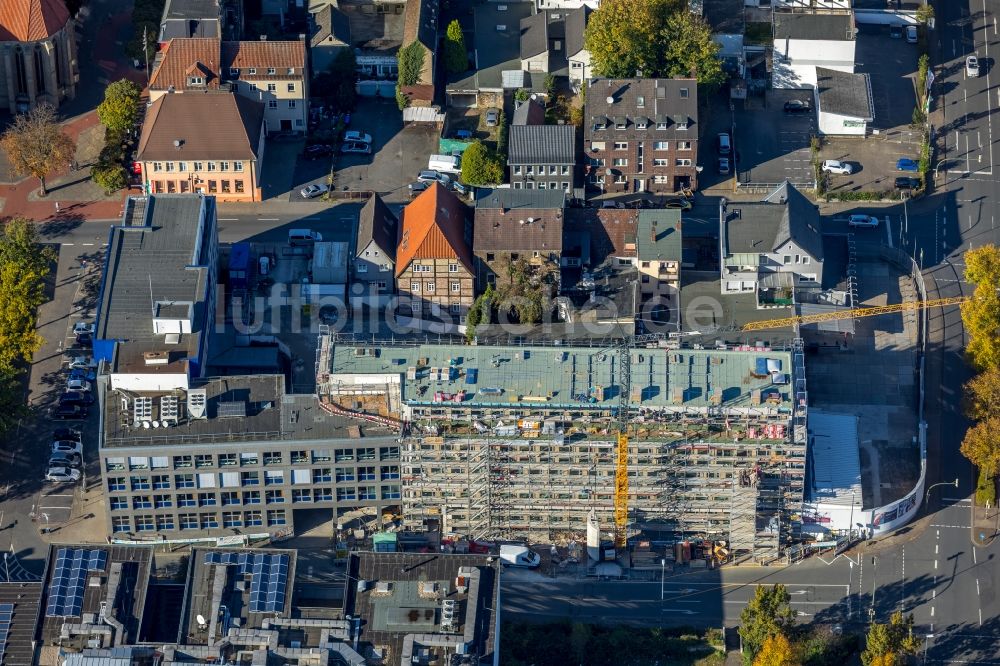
[357, 193, 398, 260]
[512, 98, 546, 125]
[311, 4, 351, 48]
[448, 1, 536, 92]
[636, 209, 682, 261]
[508, 124, 576, 165]
[475, 187, 566, 211]
[816, 67, 874, 120]
[564, 6, 589, 56]
[520, 11, 548, 59]
[722, 182, 822, 261]
[584, 78, 698, 142]
[772, 11, 854, 41]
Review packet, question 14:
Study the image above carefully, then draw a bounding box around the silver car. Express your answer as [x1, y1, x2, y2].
[485, 108, 500, 127]
[299, 183, 330, 199]
[45, 466, 81, 483]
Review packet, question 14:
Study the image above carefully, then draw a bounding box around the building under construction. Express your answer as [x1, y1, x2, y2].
[317, 335, 808, 563]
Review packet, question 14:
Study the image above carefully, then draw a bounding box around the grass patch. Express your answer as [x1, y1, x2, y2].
[501, 621, 725, 666]
[976, 467, 996, 506]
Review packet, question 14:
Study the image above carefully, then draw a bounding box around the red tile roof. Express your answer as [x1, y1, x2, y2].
[396, 183, 473, 277]
[149, 38, 222, 91]
[222, 40, 306, 76]
[0, 0, 70, 42]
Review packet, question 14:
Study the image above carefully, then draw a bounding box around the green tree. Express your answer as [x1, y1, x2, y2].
[965, 366, 1000, 420]
[315, 50, 358, 113]
[0, 104, 76, 197]
[584, 0, 682, 78]
[0, 368, 28, 433]
[961, 418, 1000, 478]
[496, 110, 508, 156]
[395, 41, 426, 109]
[460, 141, 504, 185]
[126, 0, 164, 62]
[738, 585, 795, 666]
[861, 612, 920, 666]
[661, 9, 726, 86]
[915, 3, 934, 25]
[754, 633, 799, 666]
[0, 219, 55, 373]
[98, 79, 142, 134]
[444, 20, 467, 74]
[91, 163, 128, 195]
[961, 244, 1000, 370]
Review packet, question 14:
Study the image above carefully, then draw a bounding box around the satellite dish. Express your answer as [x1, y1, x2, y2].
[196, 614, 207, 626]
[606, 96, 614, 104]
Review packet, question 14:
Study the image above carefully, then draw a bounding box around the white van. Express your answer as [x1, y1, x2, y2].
[428, 154, 461, 174]
[288, 229, 323, 245]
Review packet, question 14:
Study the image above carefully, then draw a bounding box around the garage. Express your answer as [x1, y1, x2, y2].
[447, 93, 478, 108]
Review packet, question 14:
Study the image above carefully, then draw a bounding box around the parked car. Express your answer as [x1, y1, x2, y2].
[45, 467, 81, 483]
[65, 378, 91, 392]
[896, 158, 919, 172]
[967, 55, 980, 78]
[452, 181, 471, 195]
[718, 157, 731, 175]
[848, 214, 880, 228]
[601, 200, 625, 209]
[822, 160, 854, 175]
[53, 428, 82, 442]
[68, 356, 96, 370]
[341, 141, 372, 154]
[889, 24, 903, 38]
[408, 181, 429, 196]
[258, 255, 271, 276]
[417, 170, 451, 185]
[53, 403, 87, 420]
[717, 133, 731, 155]
[72, 322, 95, 336]
[783, 99, 811, 114]
[52, 440, 83, 456]
[299, 183, 330, 199]
[454, 129, 473, 140]
[75, 332, 93, 348]
[60, 390, 94, 405]
[49, 452, 81, 468]
[895, 176, 921, 190]
[68, 368, 95, 382]
[906, 25, 918, 43]
[302, 144, 333, 159]
[662, 198, 693, 211]
[485, 108, 500, 127]
[343, 131, 372, 144]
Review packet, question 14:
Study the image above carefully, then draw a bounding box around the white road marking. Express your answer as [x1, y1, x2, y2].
[82, 243, 94, 246]
[977, 578, 981, 595]
[931, 524, 971, 528]
[62, 243, 74, 246]
[218, 218, 239, 221]
[935, 559, 939, 569]
[979, 608, 983, 626]
[936, 544, 939, 554]
[931, 606, 935, 616]
[257, 218, 279, 221]
[944, 497, 971, 503]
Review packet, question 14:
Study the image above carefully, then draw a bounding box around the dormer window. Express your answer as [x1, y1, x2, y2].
[656, 121, 668, 130]
[248, 67, 257, 75]
[636, 118, 648, 130]
[287, 67, 294, 75]
[614, 117, 627, 130]
[592, 117, 608, 131]
[188, 76, 204, 86]
[229, 67, 239, 76]
[637, 95, 645, 108]
[267, 67, 276, 75]
[680, 88, 689, 98]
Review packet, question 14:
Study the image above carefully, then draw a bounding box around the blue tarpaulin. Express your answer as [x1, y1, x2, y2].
[466, 369, 478, 384]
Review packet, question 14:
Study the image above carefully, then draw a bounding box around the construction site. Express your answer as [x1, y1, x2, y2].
[316, 335, 809, 564]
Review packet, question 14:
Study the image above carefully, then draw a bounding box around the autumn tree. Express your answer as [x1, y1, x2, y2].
[961, 244, 1000, 370]
[961, 418, 1000, 478]
[739, 585, 795, 666]
[965, 366, 1000, 420]
[861, 612, 920, 666]
[0, 219, 55, 372]
[97, 79, 142, 135]
[584, 0, 724, 84]
[444, 20, 468, 74]
[460, 141, 504, 186]
[754, 633, 800, 666]
[0, 104, 76, 197]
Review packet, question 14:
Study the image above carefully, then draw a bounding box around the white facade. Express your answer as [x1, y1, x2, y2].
[567, 47, 591, 84]
[818, 109, 868, 136]
[772, 39, 855, 89]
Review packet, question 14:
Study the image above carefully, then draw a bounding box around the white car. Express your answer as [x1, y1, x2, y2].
[343, 131, 372, 144]
[68, 356, 96, 370]
[340, 141, 372, 154]
[45, 467, 81, 483]
[848, 214, 880, 228]
[72, 322, 95, 336]
[821, 160, 854, 175]
[65, 378, 91, 392]
[967, 55, 980, 78]
[52, 440, 83, 456]
[417, 170, 451, 185]
[299, 183, 329, 199]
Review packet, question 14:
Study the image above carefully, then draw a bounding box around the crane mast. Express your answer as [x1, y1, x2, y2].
[614, 337, 631, 550]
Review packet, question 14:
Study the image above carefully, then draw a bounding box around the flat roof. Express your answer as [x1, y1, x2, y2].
[181, 548, 297, 645]
[807, 410, 862, 506]
[327, 341, 794, 411]
[0, 581, 42, 666]
[97, 196, 214, 374]
[101, 375, 393, 449]
[345, 553, 499, 666]
[39, 546, 153, 649]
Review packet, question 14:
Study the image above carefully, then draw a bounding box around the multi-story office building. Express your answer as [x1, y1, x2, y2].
[95, 195, 402, 539]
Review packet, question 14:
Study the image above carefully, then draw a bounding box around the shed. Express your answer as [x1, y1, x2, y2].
[311, 241, 349, 285]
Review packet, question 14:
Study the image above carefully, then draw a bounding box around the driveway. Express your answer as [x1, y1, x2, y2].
[730, 90, 816, 187]
[332, 99, 440, 203]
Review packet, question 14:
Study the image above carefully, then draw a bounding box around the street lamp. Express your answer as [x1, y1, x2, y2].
[925, 478, 959, 506]
[660, 558, 666, 601]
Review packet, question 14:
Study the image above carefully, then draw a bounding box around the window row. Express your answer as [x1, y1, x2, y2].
[106, 466, 400, 491]
[104, 448, 400, 471]
[111, 509, 287, 532]
[149, 179, 247, 195]
[411, 264, 461, 273]
[590, 141, 691, 152]
[107, 485, 402, 510]
[409, 281, 464, 293]
[511, 181, 571, 191]
[151, 161, 244, 173]
[511, 165, 572, 176]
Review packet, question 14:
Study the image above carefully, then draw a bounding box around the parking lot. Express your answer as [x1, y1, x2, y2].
[331, 99, 441, 204]
[718, 89, 816, 188]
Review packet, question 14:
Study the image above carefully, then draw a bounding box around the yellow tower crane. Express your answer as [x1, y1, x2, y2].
[614, 337, 630, 550]
[740, 296, 968, 332]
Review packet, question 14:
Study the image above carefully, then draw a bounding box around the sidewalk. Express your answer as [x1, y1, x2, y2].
[972, 500, 998, 547]
[0, 110, 126, 223]
[36, 476, 108, 546]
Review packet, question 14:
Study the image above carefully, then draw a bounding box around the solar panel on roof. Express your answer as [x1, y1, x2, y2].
[46, 548, 106, 617]
[0, 602, 12, 664]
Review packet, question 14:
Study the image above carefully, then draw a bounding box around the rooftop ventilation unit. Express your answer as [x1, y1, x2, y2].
[187, 388, 208, 419]
[217, 401, 247, 418]
[143, 351, 170, 366]
[134, 397, 153, 427]
[160, 395, 179, 424]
